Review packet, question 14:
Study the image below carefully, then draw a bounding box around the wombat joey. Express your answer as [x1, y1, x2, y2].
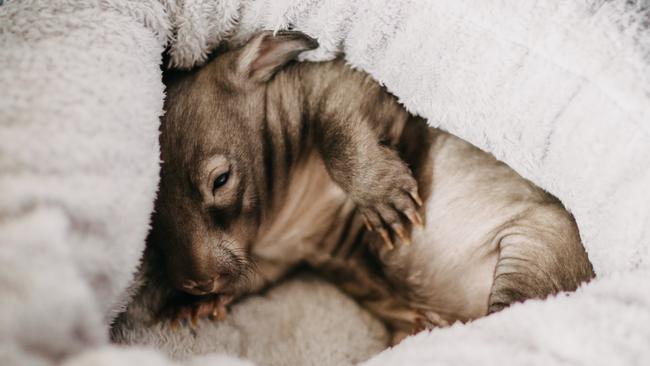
[151, 30, 594, 338]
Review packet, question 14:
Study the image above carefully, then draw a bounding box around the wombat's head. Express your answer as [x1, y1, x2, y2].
[152, 31, 318, 296]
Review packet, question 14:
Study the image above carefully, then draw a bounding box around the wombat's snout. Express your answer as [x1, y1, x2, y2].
[180, 277, 224, 296]
[170, 255, 240, 296]
[163, 240, 240, 296]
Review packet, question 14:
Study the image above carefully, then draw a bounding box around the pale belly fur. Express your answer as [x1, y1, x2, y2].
[379, 131, 550, 323]
[252, 130, 551, 324]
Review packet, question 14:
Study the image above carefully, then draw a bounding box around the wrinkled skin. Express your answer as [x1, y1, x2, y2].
[152, 31, 595, 338]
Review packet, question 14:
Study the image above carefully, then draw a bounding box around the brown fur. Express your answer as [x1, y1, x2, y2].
[150, 31, 595, 338]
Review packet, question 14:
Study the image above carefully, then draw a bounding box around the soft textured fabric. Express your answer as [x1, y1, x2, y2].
[113, 275, 389, 366]
[1, 0, 649, 365]
[0, 1, 165, 365]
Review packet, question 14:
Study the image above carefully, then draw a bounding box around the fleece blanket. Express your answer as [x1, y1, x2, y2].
[1, 0, 649, 365]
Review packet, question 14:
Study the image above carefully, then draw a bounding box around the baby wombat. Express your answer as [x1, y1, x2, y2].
[150, 30, 594, 337]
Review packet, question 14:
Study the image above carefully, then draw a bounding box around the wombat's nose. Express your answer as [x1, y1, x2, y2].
[181, 277, 222, 295]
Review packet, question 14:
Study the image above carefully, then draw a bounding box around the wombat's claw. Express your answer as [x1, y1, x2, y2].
[362, 215, 373, 231]
[356, 153, 424, 250]
[414, 311, 448, 333]
[377, 228, 395, 250]
[361, 197, 422, 250]
[209, 294, 232, 321]
[162, 294, 233, 330]
[391, 223, 411, 245]
[363, 211, 410, 250]
[404, 209, 424, 229]
[408, 190, 423, 207]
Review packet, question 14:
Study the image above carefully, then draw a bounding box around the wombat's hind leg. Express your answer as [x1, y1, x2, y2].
[310, 252, 445, 344]
[487, 209, 595, 314]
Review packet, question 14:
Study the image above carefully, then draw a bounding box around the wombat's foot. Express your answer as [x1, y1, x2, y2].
[389, 310, 448, 345]
[415, 310, 449, 330]
[159, 293, 233, 330]
[356, 148, 424, 250]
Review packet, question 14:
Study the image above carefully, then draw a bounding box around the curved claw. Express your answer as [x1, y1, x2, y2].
[392, 223, 411, 245]
[377, 228, 395, 250]
[190, 308, 199, 328]
[361, 214, 373, 231]
[404, 209, 424, 229]
[408, 190, 424, 207]
[161, 293, 233, 330]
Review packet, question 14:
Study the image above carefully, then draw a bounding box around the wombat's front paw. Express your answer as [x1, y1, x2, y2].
[159, 293, 233, 330]
[355, 149, 424, 250]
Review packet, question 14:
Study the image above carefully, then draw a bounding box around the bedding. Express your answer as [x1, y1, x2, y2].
[1, 0, 649, 365]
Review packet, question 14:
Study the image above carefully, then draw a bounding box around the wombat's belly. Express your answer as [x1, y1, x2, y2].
[379, 131, 554, 323]
[254, 131, 578, 325]
[252, 153, 358, 274]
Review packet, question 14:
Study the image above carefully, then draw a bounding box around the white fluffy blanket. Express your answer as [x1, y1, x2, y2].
[1, 0, 649, 365]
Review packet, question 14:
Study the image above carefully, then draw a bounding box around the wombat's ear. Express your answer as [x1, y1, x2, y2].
[238, 30, 319, 82]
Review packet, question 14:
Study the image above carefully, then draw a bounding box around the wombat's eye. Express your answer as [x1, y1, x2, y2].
[213, 171, 230, 192]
